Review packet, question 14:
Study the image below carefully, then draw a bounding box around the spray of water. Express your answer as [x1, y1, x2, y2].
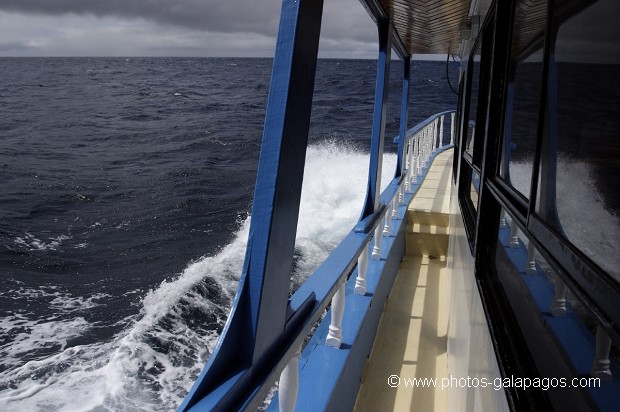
[3, 148, 618, 411]
[0, 142, 396, 411]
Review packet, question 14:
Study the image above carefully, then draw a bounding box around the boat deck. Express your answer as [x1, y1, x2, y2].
[355, 150, 453, 411]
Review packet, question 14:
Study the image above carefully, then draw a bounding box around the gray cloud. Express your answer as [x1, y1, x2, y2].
[0, 0, 377, 43]
[0, 0, 280, 35]
[0, 0, 379, 57]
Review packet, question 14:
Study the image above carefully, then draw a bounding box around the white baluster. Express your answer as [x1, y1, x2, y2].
[421, 129, 426, 167]
[417, 133, 422, 171]
[409, 137, 415, 186]
[421, 130, 427, 169]
[355, 245, 369, 295]
[591, 326, 613, 381]
[550, 279, 567, 316]
[450, 112, 455, 145]
[526, 240, 536, 273]
[425, 127, 431, 164]
[413, 136, 420, 183]
[406, 140, 412, 169]
[383, 200, 392, 236]
[412, 136, 418, 177]
[391, 195, 399, 218]
[433, 118, 439, 151]
[500, 209, 507, 228]
[509, 222, 520, 248]
[398, 184, 405, 205]
[372, 224, 382, 260]
[424, 128, 428, 157]
[279, 345, 302, 412]
[439, 115, 445, 147]
[404, 141, 412, 193]
[326, 282, 346, 348]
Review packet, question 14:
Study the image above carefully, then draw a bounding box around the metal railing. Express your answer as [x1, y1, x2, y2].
[277, 110, 456, 411]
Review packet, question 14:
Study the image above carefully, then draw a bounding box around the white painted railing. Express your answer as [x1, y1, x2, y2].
[330, 114, 452, 347]
[277, 112, 454, 409]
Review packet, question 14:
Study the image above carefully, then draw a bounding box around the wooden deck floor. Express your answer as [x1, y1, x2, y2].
[354, 150, 453, 411]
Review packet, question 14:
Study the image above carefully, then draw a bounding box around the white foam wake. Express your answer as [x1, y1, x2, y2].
[4, 149, 616, 411]
[0, 142, 397, 411]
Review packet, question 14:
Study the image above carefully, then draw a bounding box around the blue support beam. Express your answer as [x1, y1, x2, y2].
[360, 18, 392, 224]
[178, 0, 323, 410]
[395, 55, 411, 180]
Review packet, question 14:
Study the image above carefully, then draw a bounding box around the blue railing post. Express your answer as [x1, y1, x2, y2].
[395, 55, 411, 180]
[360, 18, 392, 221]
[178, 0, 323, 410]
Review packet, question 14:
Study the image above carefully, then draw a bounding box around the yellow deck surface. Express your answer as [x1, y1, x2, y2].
[355, 150, 453, 412]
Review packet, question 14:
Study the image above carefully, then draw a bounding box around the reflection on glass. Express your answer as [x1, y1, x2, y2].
[501, 50, 543, 198]
[470, 168, 480, 211]
[546, 0, 620, 280]
[500, 0, 546, 199]
[465, 51, 481, 156]
[495, 213, 617, 401]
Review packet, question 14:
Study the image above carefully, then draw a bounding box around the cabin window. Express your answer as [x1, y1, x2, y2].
[458, 12, 496, 245]
[453, 77, 465, 182]
[499, 51, 542, 200]
[463, 18, 495, 169]
[472, 1, 620, 408]
[464, 44, 481, 161]
[537, 0, 620, 280]
[495, 209, 618, 411]
[500, 0, 546, 200]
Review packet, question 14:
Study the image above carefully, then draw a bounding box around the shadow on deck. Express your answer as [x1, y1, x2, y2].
[355, 150, 453, 412]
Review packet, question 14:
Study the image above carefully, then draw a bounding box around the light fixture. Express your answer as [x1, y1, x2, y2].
[458, 16, 480, 40]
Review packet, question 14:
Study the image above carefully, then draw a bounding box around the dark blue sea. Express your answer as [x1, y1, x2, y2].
[0, 57, 458, 410]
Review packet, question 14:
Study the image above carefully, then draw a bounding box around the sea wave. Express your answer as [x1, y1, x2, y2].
[0, 142, 396, 411]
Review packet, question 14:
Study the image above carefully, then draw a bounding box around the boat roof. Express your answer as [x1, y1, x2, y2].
[358, 0, 472, 56]
[359, 0, 547, 59]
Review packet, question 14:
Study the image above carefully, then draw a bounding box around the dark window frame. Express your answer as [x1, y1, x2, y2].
[525, 0, 620, 343]
[455, 0, 620, 409]
[458, 14, 496, 252]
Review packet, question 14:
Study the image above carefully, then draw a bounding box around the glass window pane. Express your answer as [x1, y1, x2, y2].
[465, 48, 481, 157]
[496, 211, 618, 412]
[501, 51, 544, 198]
[500, 0, 546, 199]
[470, 167, 480, 211]
[547, 0, 620, 280]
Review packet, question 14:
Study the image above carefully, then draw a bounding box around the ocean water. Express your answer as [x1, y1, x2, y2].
[2, 56, 617, 411]
[0, 57, 458, 410]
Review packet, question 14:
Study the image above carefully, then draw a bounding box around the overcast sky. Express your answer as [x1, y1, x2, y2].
[1, 0, 617, 61]
[0, 0, 379, 58]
